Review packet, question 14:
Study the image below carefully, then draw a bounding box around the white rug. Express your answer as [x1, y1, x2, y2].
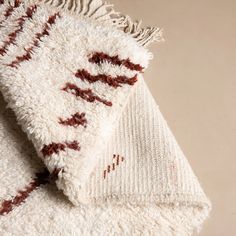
[0, 0, 211, 235]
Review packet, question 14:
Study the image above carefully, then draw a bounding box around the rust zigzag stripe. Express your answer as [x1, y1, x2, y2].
[89, 52, 144, 72]
[0, 5, 37, 56]
[4, 0, 21, 17]
[62, 82, 112, 106]
[41, 141, 80, 157]
[7, 12, 60, 68]
[0, 169, 49, 216]
[0, 0, 21, 25]
[75, 69, 138, 88]
[59, 112, 87, 128]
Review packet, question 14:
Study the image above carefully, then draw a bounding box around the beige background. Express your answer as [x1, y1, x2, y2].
[111, 0, 236, 235]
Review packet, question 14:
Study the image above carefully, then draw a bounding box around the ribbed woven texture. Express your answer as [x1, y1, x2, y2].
[84, 77, 208, 203]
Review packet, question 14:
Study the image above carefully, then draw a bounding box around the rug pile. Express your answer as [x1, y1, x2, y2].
[0, 0, 211, 235]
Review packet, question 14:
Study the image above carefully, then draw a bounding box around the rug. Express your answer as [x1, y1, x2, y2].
[0, 0, 211, 235]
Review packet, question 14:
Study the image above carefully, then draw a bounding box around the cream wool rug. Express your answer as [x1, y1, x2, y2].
[0, 0, 211, 235]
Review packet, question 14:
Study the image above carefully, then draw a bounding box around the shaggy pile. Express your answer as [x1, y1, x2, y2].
[0, 0, 211, 235]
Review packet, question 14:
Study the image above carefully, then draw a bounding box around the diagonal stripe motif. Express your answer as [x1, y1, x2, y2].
[103, 154, 125, 179]
[59, 112, 87, 128]
[7, 12, 60, 68]
[0, 5, 37, 56]
[75, 69, 138, 88]
[89, 52, 144, 72]
[0, 0, 21, 25]
[62, 82, 113, 106]
[41, 141, 80, 158]
[0, 169, 50, 216]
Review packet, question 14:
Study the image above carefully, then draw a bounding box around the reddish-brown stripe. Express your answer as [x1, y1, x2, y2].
[41, 140, 80, 157]
[103, 170, 107, 179]
[5, 0, 21, 16]
[75, 69, 138, 88]
[0, 5, 37, 56]
[0, 0, 21, 24]
[7, 12, 60, 68]
[89, 52, 144, 72]
[62, 83, 112, 107]
[116, 155, 120, 165]
[59, 112, 87, 128]
[0, 169, 49, 216]
[0, 0, 4, 5]
[103, 154, 125, 179]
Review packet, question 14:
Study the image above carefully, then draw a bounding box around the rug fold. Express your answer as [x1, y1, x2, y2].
[0, 0, 210, 235]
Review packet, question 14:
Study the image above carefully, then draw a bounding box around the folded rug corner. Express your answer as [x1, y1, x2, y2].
[0, 0, 211, 235]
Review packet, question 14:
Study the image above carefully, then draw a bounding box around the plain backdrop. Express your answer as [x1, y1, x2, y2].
[111, 0, 236, 235]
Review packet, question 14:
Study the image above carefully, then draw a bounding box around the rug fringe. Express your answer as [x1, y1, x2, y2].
[30, 0, 164, 46]
[120, 16, 164, 46]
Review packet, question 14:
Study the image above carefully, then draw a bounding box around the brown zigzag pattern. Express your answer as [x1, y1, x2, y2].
[0, 5, 37, 56]
[0, 0, 21, 25]
[41, 141, 80, 157]
[62, 82, 112, 106]
[59, 112, 87, 128]
[7, 12, 60, 68]
[89, 52, 144, 72]
[75, 69, 138, 88]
